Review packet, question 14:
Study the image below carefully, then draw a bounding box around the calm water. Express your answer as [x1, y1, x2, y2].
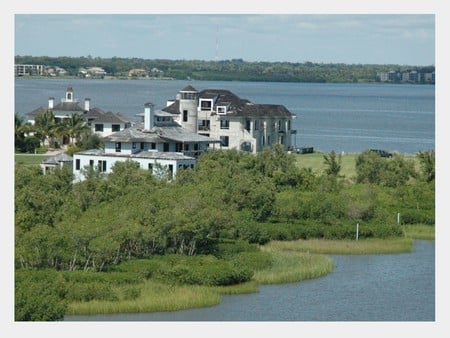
[15, 78, 435, 154]
[64, 240, 435, 321]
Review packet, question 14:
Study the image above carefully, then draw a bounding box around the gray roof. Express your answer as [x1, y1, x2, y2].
[103, 124, 220, 144]
[52, 101, 84, 113]
[84, 108, 131, 124]
[27, 106, 47, 117]
[75, 149, 195, 161]
[181, 85, 197, 92]
[162, 100, 180, 115]
[42, 153, 73, 165]
[163, 88, 295, 118]
[102, 126, 165, 143]
[154, 126, 221, 143]
[236, 103, 294, 118]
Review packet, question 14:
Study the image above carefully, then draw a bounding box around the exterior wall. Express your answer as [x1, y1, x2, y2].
[73, 153, 195, 182]
[92, 122, 128, 137]
[208, 115, 293, 153]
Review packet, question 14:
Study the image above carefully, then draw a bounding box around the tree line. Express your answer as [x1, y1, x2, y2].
[15, 55, 435, 83]
[15, 146, 435, 271]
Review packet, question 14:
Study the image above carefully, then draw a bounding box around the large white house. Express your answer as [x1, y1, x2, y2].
[26, 86, 131, 141]
[162, 86, 296, 153]
[72, 103, 220, 182]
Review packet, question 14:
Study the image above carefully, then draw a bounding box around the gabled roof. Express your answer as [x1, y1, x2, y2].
[236, 103, 295, 118]
[102, 124, 220, 144]
[102, 126, 164, 143]
[41, 153, 73, 165]
[27, 106, 47, 117]
[52, 101, 84, 112]
[163, 88, 295, 119]
[84, 108, 131, 124]
[162, 100, 180, 115]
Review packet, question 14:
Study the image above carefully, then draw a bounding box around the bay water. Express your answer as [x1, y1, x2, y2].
[15, 78, 435, 154]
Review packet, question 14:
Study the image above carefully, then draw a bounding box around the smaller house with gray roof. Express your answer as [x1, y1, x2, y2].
[26, 86, 131, 142]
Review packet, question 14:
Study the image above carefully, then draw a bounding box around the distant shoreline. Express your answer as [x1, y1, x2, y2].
[14, 75, 436, 85]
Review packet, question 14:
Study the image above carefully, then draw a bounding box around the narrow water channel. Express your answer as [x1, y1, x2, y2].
[65, 240, 435, 321]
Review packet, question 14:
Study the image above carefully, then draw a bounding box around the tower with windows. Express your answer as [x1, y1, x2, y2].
[178, 85, 198, 133]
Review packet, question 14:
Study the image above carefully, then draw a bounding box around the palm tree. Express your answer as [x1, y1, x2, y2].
[34, 110, 57, 148]
[60, 113, 91, 145]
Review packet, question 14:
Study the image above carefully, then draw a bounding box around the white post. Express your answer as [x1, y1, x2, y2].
[397, 213, 401, 224]
[356, 223, 359, 241]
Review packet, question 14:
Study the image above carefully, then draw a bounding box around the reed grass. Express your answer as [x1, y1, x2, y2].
[264, 237, 413, 255]
[254, 249, 334, 285]
[67, 237, 415, 316]
[67, 280, 222, 315]
[402, 224, 435, 240]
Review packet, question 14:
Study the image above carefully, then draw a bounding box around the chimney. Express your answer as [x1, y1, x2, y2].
[84, 98, 90, 111]
[48, 97, 54, 109]
[144, 102, 154, 130]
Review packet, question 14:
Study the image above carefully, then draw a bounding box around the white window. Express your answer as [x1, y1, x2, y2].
[217, 106, 227, 114]
[200, 99, 213, 111]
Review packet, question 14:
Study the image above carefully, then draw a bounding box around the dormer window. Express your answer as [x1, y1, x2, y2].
[217, 106, 227, 115]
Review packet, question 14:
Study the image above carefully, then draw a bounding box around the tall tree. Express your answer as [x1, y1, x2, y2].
[34, 110, 57, 148]
[60, 113, 90, 145]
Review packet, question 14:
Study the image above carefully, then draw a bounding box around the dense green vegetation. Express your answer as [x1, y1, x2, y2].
[15, 55, 435, 83]
[14, 145, 434, 320]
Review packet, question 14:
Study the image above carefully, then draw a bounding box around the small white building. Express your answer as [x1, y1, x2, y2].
[41, 153, 73, 174]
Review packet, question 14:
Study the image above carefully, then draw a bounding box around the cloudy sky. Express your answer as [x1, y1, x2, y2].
[15, 14, 435, 65]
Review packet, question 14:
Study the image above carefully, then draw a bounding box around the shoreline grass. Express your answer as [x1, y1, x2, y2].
[263, 237, 414, 255]
[67, 281, 222, 315]
[254, 249, 334, 285]
[66, 236, 421, 316]
[402, 224, 435, 240]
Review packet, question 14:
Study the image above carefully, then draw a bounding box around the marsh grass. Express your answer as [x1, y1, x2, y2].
[254, 249, 334, 285]
[403, 224, 435, 240]
[66, 237, 416, 316]
[67, 280, 221, 315]
[264, 237, 413, 255]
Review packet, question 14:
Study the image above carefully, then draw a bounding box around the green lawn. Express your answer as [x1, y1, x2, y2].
[15, 153, 50, 166]
[294, 152, 358, 179]
[294, 152, 419, 180]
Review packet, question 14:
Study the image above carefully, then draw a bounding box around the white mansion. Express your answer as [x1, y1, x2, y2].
[162, 86, 296, 153]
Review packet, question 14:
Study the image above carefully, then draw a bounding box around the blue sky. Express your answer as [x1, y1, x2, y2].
[15, 14, 435, 65]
